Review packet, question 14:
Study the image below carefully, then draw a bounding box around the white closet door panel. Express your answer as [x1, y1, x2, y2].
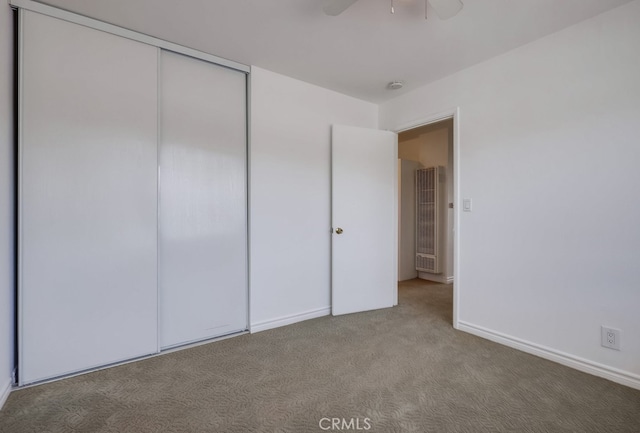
[20, 11, 158, 384]
[159, 51, 247, 349]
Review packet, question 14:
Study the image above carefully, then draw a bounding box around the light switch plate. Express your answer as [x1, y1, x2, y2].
[463, 198, 472, 212]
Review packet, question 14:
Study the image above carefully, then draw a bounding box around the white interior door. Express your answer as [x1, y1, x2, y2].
[159, 50, 248, 349]
[19, 11, 159, 384]
[331, 125, 397, 316]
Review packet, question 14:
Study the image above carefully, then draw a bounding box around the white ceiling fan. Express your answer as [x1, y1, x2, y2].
[323, 0, 464, 20]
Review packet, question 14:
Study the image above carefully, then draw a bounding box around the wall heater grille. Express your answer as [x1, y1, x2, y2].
[416, 167, 442, 273]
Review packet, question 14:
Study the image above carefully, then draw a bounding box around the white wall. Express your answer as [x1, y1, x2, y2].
[380, 0, 640, 388]
[398, 127, 449, 168]
[0, 1, 15, 406]
[250, 67, 378, 331]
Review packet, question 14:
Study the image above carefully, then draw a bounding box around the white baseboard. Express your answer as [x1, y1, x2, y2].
[0, 377, 11, 411]
[446, 276, 454, 284]
[398, 274, 418, 282]
[250, 307, 331, 333]
[458, 321, 640, 390]
[418, 273, 449, 284]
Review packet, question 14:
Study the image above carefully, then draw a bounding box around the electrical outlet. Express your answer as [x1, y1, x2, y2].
[601, 326, 621, 351]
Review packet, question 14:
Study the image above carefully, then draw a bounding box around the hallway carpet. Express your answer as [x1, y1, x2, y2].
[1, 279, 639, 432]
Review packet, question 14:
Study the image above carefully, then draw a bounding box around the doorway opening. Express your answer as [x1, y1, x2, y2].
[395, 112, 458, 327]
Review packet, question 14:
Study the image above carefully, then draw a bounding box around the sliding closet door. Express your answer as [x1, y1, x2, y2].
[19, 11, 158, 384]
[159, 51, 247, 348]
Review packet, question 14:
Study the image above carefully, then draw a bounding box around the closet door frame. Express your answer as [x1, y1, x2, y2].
[13, 0, 251, 385]
[10, 0, 249, 73]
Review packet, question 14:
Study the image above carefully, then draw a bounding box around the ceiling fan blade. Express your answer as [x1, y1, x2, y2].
[428, 0, 463, 20]
[323, 0, 359, 16]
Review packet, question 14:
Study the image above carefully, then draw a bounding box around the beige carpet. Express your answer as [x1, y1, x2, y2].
[1, 279, 639, 432]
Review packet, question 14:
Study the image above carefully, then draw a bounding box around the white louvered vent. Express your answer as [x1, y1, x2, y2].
[416, 255, 436, 273]
[416, 167, 443, 274]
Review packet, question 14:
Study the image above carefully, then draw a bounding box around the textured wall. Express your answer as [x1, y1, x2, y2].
[380, 1, 640, 386]
[250, 66, 377, 330]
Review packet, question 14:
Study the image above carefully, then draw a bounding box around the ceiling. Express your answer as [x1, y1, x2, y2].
[38, 0, 632, 103]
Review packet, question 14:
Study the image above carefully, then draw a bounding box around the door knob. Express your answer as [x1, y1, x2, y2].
[336, 227, 344, 234]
